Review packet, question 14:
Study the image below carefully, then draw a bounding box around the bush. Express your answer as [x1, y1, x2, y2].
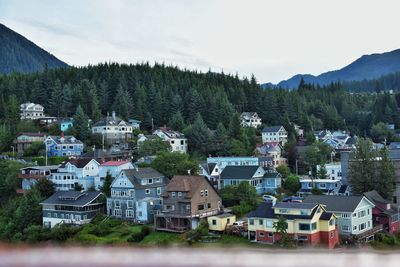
[23, 225, 51, 243]
[50, 224, 79, 242]
[127, 226, 152, 243]
[89, 224, 111, 237]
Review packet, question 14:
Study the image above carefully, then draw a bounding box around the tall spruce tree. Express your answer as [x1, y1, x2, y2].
[73, 105, 90, 141]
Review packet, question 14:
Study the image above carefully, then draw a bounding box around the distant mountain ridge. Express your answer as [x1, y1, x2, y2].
[265, 49, 400, 89]
[0, 23, 68, 74]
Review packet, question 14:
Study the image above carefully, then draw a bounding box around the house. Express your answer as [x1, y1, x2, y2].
[298, 179, 342, 197]
[91, 111, 133, 145]
[20, 102, 44, 120]
[208, 213, 236, 232]
[240, 112, 262, 128]
[49, 158, 100, 191]
[97, 160, 134, 190]
[44, 135, 84, 157]
[107, 168, 167, 221]
[261, 126, 288, 146]
[303, 195, 377, 241]
[294, 124, 304, 137]
[81, 148, 134, 163]
[317, 162, 342, 180]
[135, 197, 163, 224]
[41, 191, 105, 228]
[153, 128, 188, 153]
[17, 165, 59, 194]
[155, 175, 222, 232]
[247, 202, 339, 248]
[219, 166, 281, 194]
[128, 119, 142, 130]
[60, 120, 73, 132]
[363, 190, 400, 234]
[14, 132, 47, 155]
[255, 142, 285, 167]
[206, 156, 275, 171]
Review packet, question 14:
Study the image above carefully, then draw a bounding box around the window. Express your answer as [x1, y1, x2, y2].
[115, 200, 121, 208]
[279, 209, 288, 214]
[65, 214, 70, 219]
[258, 232, 265, 237]
[126, 210, 134, 218]
[311, 222, 317, 230]
[329, 219, 335, 226]
[207, 203, 211, 209]
[268, 232, 273, 237]
[83, 215, 87, 220]
[113, 209, 122, 217]
[198, 204, 205, 210]
[47, 213, 51, 218]
[212, 219, 217, 226]
[353, 213, 357, 217]
[148, 178, 153, 184]
[186, 205, 191, 210]
[298, 235, 308, 241]
[300, 210, 308, 215]
[367, 209, 370, 215]
[127, 200, 134, 209]
[299, 223, 311, 231]
[178, 192, 182, 198]
[249, 219, 254, 225]
[227, 218, 230, 224]
[358, 210, 366, 218]
[145, 189, 151, 194]
[353, 225, 357, 231]
[320, 183, 326, 188]
[172, 192, 176, 198]
[266, 220, 273, 227]
[200, 190, 204, 197]
[341, 213, 349, 218]
[205, 189, 208, 197]
[342, 225, 350, 232]
[259, 219, 263, 225]
[157, 187, 162, 195]
[359, 223, 366, 231]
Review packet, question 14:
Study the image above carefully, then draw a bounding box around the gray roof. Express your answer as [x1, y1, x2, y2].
[389, 142, 400, 150]
[263, 171, 281, 179]
[363, 190, 391, 205]
[40, 191, 103, 207]
[121, 168, 166, 189]
[220, 166, 261, 180]
[262, 126, 284, 133]
[274, 202, 318, 210]
[303, 195, 367, 212]
[48, 135, 83, 145]
[92, 115, 127, 127]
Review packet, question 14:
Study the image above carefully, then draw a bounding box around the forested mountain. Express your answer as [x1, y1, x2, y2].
[1, 62, 400, 147]
[0, 24, 68, 74]
[268, 49, 400, 89]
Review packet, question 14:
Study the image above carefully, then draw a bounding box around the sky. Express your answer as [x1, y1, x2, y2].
[1, 0, 400, 83]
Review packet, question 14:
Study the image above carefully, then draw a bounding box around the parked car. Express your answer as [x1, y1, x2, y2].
[262, 195, 277, 205]
[282, 196, 303, 203]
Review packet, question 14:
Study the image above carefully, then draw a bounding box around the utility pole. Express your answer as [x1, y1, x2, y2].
[295, 160, 298, 175]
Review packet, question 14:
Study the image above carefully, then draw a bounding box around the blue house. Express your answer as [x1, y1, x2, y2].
[220, 166, 281, 194]
[44, 135, 84, 157]
[107, 167, 168, 221]
[60, 120, 73, 132]
[298, 178, 342, 197]
[135, 197, 163, 224]
[128, 119, 142, 130]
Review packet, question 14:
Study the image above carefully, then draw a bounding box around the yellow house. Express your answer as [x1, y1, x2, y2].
[247, 202, 339, 248]
[208, 213, 236, 232]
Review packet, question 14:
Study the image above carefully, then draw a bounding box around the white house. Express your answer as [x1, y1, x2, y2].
[261, 126, 288, 146]
[20, 102, 45, 120]
[153, 128, 188, 153]
[240, 112, 262, 128]
[91, 111, 133, 145]
[49, 158, 100, 191]
[317, 162, 342, 180]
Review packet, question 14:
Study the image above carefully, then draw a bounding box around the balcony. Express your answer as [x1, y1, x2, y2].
[18, 173, 46, 179]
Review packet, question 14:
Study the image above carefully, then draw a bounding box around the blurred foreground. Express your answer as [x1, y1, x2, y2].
[0, 246, 400, 267]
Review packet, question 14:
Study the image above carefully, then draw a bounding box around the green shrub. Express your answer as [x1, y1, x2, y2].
[50, 224, 79, 241]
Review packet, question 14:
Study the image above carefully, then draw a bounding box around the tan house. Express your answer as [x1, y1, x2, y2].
[155, 175, 222, 232]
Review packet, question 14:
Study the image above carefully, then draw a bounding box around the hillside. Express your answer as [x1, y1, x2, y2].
[0, 23, 68, 74]
[269, 49, 400, 89]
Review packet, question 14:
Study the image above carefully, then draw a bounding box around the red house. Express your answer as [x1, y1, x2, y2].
[364, 190, 400, 234]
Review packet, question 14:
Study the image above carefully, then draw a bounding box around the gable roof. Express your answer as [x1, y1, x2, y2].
[60, 158, 96, 168]
[263, 171, 281, 179]
[262, 126, 284, 133]
[274, 202, 318, 210]
[101, 160, 130, 167]
[363, 190, 391, 205]
[47, 135, 82, 145]
[200, 162, 217, 175]
[92, 114, 127, 127]
[220, 166, 262, 180]
[240, 112, 258, 118]
[166, 175, 205, 192]
[248, 202, 320, 220]
[303, 195, 371, 212]
[40, 191, 103, 207]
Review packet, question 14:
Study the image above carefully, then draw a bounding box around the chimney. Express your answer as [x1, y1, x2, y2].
[112, 111, 116, 120]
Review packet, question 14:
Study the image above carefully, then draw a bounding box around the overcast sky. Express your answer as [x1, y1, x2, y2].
[1, 0, 400, 83]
